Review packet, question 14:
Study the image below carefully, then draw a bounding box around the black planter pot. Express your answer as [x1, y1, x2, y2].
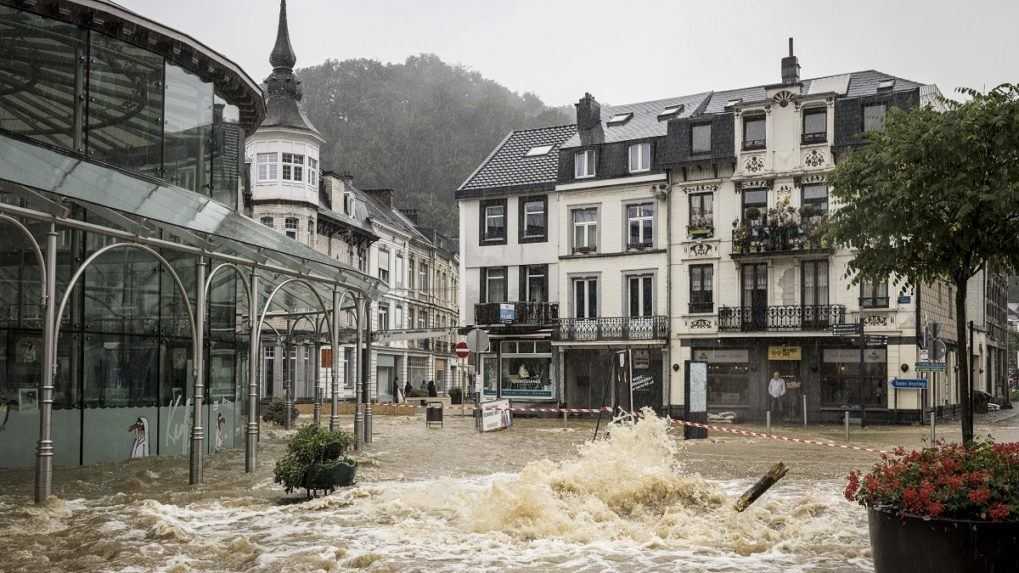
[868, 507, 1019, 573]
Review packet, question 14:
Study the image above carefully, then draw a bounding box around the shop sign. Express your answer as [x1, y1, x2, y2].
[692, 349, 749, 363]
[499, 303, 516, 322]
[480, 399, 512, 432]
[892, 378, 928, 389]
[633, 349, 651, 369]
[768, 346, 802, 361]
[824, 348, 887, 363]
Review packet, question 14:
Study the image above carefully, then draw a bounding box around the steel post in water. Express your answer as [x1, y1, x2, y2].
[353, 296, 363, 451]
[766, 410, 771, 434]
[802, 394, 808, 426]
[35, 225, 57, 504]
[313, 340, 321, 427]
[246, 272, 259, 473]
[363, 297, 373, 444]
[284, 337, 293, 431]
[190, 257, 207, 485]
[330, 289, 341, 432]
[844, 410, 850, 441]
[930, 410, 936, 443]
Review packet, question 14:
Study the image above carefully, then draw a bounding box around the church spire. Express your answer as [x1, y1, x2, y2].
[269, 0, 296, 71]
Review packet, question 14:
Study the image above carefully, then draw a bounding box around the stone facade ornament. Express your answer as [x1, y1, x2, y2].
[686, 242, 714, 257]
[862, 314, 889, 326]
[680, 183, 719, 194]
[744, 155, 765, 173]
[777, 184, 792, 201]
[772, 90, 796, 108]
[804, 149, 825, 168]
[689, 319, 713, 329]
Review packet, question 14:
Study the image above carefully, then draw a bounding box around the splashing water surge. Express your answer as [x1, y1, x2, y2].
[0, 413, 871, 572]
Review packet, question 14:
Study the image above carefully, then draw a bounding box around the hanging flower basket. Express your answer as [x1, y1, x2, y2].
[845, 440, 1019, 573]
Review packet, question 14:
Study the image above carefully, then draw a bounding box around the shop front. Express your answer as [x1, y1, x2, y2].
[480, 339, 556, 402]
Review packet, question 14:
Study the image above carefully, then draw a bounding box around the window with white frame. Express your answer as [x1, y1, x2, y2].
[419, 262, 429, 294]
[395, 305, 403, 329]
[281, 153, 304, 182]
[378, 249, 390, 284]
[628, 142, 652, 173]
[307, 218, 315, 245]
[689, 265, 714, 313]
[627, 273, 654, 318]
[308, 157, 318, 186]
[256, 152, 278, 182]
[525, 265, 547, 302]
[863, 103, 886, 132]
[482, 267, 506, 303]
[260, 216, 273, 228]
[691, 123, 712, 154]
[284, 217, 298, 240]
[572, 207, 598, 253]
[343, 192, 354, 215]
[689, 193, 713, 235]
[572, 277, 598, 319]
[520, 197, 546, 241]
[395, 254, 404, 287]
[627, 203, 654, 248]
[574, 149, 596, 178]
[378, 304, 389, 331]
[481, 200, 506, 243]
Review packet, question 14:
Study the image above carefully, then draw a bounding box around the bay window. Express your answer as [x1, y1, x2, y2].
[281, 152, 304, 182]
[256, 152, 278, 182]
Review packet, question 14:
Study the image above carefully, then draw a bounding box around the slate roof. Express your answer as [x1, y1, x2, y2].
[457, 124, 577, 194]
[560, 92, 711, 149]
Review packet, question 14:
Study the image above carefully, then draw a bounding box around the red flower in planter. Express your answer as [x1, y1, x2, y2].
[927, 501, 945, 517]
[968, 488, 991, 505]
[988, 503, 1010, 521]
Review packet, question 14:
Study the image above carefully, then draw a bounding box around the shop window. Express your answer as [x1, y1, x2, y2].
[499, 341, 553, 399]
[707, 361, 751, 405]
[821, 348, 888, 406]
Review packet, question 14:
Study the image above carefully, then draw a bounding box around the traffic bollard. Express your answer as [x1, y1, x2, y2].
[766, 410, 771, 434]
[844, 411, 850, 441]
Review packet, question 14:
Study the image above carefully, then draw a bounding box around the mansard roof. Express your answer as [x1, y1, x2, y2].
[457, 124, 577, 197]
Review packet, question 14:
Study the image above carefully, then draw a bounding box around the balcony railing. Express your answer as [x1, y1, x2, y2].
[556, 316, 669, 341]
[731, 216, 830, 257]
[474, 302, 559, 326]
[718, 304, 846, 332]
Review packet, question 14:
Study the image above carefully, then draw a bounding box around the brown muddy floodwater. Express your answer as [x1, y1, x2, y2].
[8, 409, 1008, 573]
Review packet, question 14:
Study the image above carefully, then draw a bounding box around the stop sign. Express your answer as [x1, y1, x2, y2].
[455, 341, 469, 359]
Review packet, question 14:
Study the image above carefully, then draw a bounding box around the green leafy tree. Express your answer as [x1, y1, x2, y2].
[827, 84, 1019, 443]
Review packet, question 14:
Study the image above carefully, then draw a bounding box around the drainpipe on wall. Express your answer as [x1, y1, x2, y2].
[664, 174, 673, 416]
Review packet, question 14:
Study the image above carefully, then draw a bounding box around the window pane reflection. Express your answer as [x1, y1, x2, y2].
[164, 63, 213, 193]
[88, 31, 163, 178]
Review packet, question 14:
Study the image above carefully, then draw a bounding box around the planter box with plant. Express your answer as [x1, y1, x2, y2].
[274, 425, 357, 498]
[844, 439, 1019, 573]
[449, 386, 464, 405]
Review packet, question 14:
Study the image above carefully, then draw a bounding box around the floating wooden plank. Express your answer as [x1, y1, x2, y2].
[734, 462, 789, 512]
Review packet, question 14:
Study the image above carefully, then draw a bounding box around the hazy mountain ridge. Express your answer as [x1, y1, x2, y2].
[297, 54, 572, 235]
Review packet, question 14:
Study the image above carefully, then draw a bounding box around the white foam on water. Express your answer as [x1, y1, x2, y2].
[5, 413, 872, 572]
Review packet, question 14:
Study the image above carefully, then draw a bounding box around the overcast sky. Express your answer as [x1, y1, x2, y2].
[119, 0, 1016, 108]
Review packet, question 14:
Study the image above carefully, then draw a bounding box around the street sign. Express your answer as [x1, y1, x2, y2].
[465, 328, 490, 354]
[455, 341, 469, 359]
[498, 303, 516, 322]
[916, 361, 946, 372]
[865, 335, 888, 346]
[892, 378, 928, 389]
[833, 323, 861, 336]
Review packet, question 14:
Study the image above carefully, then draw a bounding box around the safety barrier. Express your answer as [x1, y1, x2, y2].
[669, 419, 888, 455]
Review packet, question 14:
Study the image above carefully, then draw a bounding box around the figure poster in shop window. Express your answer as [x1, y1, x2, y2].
[129, 416, 149, 459]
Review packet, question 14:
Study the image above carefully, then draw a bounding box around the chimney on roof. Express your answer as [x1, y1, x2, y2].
[781, 37, 800, 85]
[575, 92, 601, 131]
[402, 208, 419, 225]
[364, 188, 394, 209]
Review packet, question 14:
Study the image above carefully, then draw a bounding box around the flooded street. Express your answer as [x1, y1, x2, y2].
[2, 410, 1017, 573]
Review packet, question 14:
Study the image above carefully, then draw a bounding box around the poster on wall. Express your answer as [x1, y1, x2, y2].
[688, 362, 707, 413]
[480, 399, 512, 432]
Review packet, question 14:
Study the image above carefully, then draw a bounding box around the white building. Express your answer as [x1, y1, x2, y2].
[458, 39, 1006, 422]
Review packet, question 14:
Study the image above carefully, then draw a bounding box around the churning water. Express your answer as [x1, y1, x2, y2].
[0, 414, 871, 572]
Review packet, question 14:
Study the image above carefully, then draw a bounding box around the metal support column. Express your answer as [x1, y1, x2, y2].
[363, 296, 373, 444]
[330, 289, 341, 431]
[313, 338, 322, 427]
[190, 257, 207, 485]
[284, 335, 293, 431]
[35, 224, 57, 504]
[353, 295, 363, 450]
[245, 271, 259, 473]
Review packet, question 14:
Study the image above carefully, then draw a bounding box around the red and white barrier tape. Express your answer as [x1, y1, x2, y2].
[670, 419, 888, 455]
[372, 402, 612, 415]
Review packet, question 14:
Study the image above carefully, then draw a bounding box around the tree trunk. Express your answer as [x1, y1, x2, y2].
[954, 280, 973, 444]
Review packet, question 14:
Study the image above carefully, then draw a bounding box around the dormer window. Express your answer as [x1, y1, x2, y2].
[606, 112, 633, 125]
[574, 149, 596, 179]
[725, 98, 743, 109]
[877, 78, 895, 91]
[343, 191, 354, 215]
[691, 123, 712, 154]
[281, 153, 304, 181]
[802, 107, 827, 144]
[628, 142, 651, 173]
[657, 104, 684, 120]
[864, 103, 887, 132]
[256, 152, 278, 182]
[524, 144, 553, 157]
[742, 115, 766, 150]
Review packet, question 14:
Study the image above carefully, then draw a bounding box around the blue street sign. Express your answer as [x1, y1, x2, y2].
[916, 361, 947, 372]
[892, 378, 928, 389]
[498, 303, 516, 322]
[898, 295, 911, 304]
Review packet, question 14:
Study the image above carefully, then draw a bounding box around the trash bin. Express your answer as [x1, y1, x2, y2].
[426, 401, 443, 428]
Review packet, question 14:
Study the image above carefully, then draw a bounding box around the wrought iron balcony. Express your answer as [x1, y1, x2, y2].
[731, 216, 831, 257]
[556, 316, 669, 341]
[718, 304, 846, 332]
[474, 302, 559, 326]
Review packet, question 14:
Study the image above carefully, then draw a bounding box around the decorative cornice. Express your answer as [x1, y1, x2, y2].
[679, 182, 719, 194]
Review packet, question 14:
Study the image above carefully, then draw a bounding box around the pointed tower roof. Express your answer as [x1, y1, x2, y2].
[270, 0, 297, 70]
[260, 0, 321, 138]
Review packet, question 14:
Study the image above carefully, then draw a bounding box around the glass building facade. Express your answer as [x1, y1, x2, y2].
[0, 1, 374, 472]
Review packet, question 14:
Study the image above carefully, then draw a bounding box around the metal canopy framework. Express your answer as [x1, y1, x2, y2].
[0, 134, 383, 504]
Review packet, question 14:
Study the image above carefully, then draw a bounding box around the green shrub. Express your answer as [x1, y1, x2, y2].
[274, 425, 355, 496]
[448, 386, 464, 404]
[261, 399, 299, 426]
